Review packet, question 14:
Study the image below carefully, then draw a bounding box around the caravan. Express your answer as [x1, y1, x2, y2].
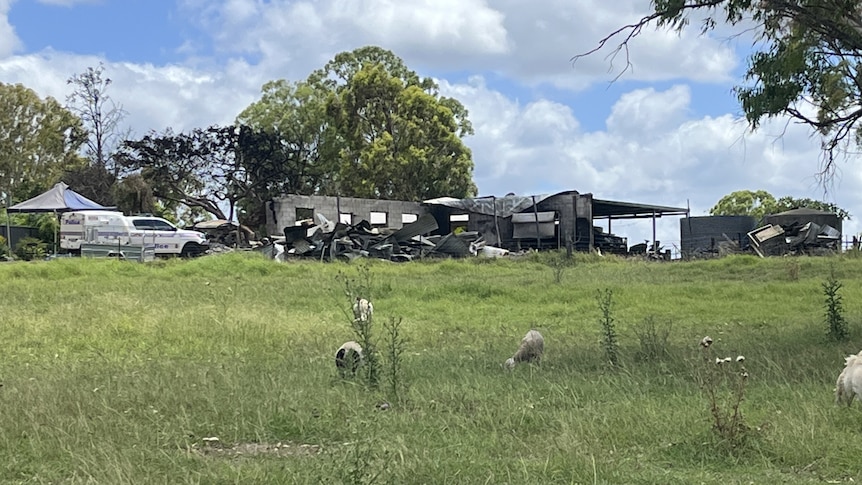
[60, 211, 209, 257]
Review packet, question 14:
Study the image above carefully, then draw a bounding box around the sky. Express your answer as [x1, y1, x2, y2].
[1, 0, 858, 250]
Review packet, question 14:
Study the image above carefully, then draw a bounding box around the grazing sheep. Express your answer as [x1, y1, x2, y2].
[836, 350, 862, 406]
[352, 297, 373, 322]
[504, 329, 544, 370]
[335, 341, 364, 377]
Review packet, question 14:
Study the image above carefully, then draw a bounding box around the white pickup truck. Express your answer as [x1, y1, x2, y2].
[60, 211, 209, 257]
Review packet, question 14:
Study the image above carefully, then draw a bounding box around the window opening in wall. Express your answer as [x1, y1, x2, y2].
[449, 213, 469, 233]
[339, 213, 353, 225]
[295, 207, 314, 222]
[370, 211, 388, 227]
[401, 213, 418, 224]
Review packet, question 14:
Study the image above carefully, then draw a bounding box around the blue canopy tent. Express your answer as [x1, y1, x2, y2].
[5, 182, 115, 254]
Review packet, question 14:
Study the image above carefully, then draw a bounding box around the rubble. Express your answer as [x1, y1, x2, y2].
[747, 221, 841, 257]
[264, 213, 511, 262]
[190, 220, 256, 248]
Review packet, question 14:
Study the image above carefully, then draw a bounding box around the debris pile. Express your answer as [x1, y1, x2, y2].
[260, 213, 510, 262]
[190, 220, 256, 248]
[748, 221, 841, 257]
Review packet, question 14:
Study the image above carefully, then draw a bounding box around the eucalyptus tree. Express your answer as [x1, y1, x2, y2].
[241, 46, 477, 201]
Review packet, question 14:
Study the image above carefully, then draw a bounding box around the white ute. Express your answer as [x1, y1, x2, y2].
[60, 211, 209, 257]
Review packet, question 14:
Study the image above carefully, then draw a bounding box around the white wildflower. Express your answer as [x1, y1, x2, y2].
[700, 336, 713, 348]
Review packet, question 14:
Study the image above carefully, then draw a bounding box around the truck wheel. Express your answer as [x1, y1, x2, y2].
[180, 243, 203, 258]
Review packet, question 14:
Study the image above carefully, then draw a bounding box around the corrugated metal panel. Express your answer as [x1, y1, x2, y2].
[511, 211, 555, 223]
[388, 213, 439, 242]
[512, 211, 555, 239]
[433, 233, 472, 257]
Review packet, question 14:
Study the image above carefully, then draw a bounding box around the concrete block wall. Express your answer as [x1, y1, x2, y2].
[266, 195, 428, 236]
[680, 216, 757, 254]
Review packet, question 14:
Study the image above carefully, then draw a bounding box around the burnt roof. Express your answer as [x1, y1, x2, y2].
[591, 198, 689, 219]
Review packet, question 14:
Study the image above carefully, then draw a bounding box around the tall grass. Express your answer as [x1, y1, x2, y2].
[0, 253, 861, 483]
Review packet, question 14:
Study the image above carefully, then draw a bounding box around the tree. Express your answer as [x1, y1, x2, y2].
[66, 63, 128, 176]
[328, 62, 476, 200]
[577, 0, 862, 182]
[237, 79, 341, 197]
[774, 195, 851, 220]
[117, 125, 293, 223]
[710, 190, 778, 221]
[240, 46, 477, 202]
[710, 189, 851, 220]
[0, 82, 86, 206]
[112, 173, 156, 216]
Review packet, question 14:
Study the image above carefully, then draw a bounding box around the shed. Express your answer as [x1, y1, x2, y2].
[424, 191, 689, 253]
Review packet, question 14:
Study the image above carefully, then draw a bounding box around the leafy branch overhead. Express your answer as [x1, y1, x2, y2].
[576, 0, 862, 182]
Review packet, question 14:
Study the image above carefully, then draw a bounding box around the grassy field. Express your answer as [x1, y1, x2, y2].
[2, 252, 862, 484]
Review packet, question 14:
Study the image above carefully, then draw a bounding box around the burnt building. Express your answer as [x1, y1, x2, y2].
[266, 191, 689, 255]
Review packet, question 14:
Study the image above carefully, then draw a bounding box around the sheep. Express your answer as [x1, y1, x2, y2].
[335, 341, 364, 377]
[352, 297, 373, 322]
[504, 329, 544, 370]
[835, 350, 862, 406]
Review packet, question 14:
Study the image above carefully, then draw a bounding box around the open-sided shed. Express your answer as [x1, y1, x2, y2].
[424, 191, 689, 253]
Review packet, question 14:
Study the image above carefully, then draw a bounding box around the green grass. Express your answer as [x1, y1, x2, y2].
[1, 252, 862, 483]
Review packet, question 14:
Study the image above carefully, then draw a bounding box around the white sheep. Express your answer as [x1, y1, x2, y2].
[352, 297, 373, 322]
[504, 329, 545, 370]
[335, 341, 364, 377]
[836, 350, 862, 406]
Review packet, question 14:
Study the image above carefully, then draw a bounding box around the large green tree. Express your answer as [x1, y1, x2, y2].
[710, 189, 851, 220]
[0, 83, 86, 206]
[237, 79, 341, 197]
[579, 0, 862, 181]
[240, 46, 477, 201]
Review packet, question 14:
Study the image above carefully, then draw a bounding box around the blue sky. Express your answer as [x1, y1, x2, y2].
[0, 0, 855, 247]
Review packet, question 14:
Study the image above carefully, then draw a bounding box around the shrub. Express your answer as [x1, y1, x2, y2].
[547, 251, 573, 284]
[823, 268, 849, 341]
[382, 316, 407, 403]
[633, 315, 672, 361]
[0, 235, 10, 260]
[336, 264, 408, 397]
[14, 237, 47, 261]
[596, 288, 620, 367]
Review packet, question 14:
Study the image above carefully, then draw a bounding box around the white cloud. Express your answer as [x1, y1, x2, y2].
[606, 85, 691, 139]
[0, 51, 264, 137]
[0, 0, 19, 58]
[177, 0, 738, 91]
